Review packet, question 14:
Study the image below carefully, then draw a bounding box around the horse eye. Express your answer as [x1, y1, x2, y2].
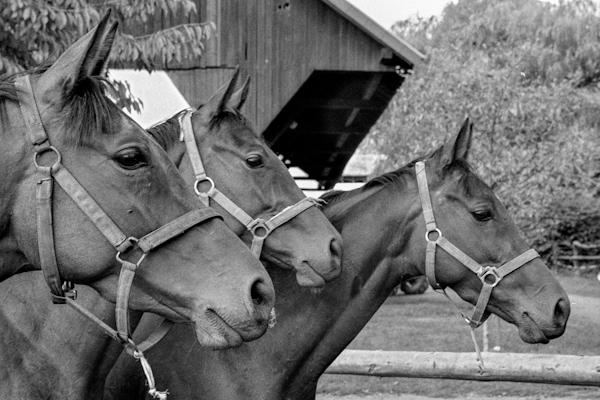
[113, 148, 148, 170]
[471, 209, 493, 222]
[246, 154, 264, 168]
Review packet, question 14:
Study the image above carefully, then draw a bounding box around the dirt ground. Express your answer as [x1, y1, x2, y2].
[316, 274, 600, 400]
[319, 395, 595, 400]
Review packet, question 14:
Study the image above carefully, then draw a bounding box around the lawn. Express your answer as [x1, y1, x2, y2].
[317, 273, 600, 399]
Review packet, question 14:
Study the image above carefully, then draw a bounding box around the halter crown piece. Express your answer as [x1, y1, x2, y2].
[16, 76, 222, 399]
[178, 109, 322, 258]
[414, 161, 540, 369]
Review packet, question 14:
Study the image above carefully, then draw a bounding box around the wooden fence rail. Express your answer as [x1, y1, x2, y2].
[325, 350, 600, 387]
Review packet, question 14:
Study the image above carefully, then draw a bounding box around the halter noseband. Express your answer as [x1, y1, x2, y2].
[16, 76, 221, 399]
[415, 161, 540, 328]
[179, 109, 322, 258]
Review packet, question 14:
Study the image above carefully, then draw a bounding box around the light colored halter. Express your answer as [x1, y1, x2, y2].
[415, 161, 540, 368]
[178, 109, 322, 258]
[16, 76, 221, 399]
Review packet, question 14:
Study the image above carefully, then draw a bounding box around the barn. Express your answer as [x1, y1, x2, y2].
[127, 0, 425, 189]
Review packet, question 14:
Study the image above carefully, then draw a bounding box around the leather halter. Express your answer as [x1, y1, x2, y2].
[415, 161, 540, 328]
[16, 76, 221, 399]
[178, 109, 322, 258]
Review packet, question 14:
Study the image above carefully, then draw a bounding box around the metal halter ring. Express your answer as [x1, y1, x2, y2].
[250, 220, 270, 240]
[425, 228, 442, 243]
[478, 266, 501, 287]
[115, 237, 147, 267]
[33, 146, 61, 171]
[194, 177, 215, 197]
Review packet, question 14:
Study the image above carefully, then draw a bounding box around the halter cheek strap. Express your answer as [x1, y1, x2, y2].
[179, 110, 322, 258]
[16, 75, 221, 399]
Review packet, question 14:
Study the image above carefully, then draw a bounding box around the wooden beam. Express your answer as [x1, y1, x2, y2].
[326, 350, 600, 387]
[302, 98, 383, 110]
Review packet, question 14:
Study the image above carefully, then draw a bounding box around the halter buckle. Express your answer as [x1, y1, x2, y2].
[116, 237, 147, 267]
[33, 146, 61, 171]
[194, 177, 215, 197]
[477, 266, 501, 287]
[425, 228, 442, 243]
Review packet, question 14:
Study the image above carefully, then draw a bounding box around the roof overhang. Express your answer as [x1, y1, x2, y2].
[321, 0, 427, 68]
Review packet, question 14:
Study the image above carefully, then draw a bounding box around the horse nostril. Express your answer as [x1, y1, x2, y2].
[553, 298, 570, 327]
[330, 238, 342, 269]
[250, 279, 273, 310]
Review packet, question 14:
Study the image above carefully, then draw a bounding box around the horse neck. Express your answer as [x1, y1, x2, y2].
[104, 186, 401, 400]
[0, 272, 131, 399]
[285, 180, 423, 399]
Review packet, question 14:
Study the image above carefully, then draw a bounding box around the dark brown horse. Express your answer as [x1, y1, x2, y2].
[0, 15, 275, 353]
[105, 118, 570, 400]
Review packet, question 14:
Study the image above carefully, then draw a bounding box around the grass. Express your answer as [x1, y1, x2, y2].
[317, 273, 600, 399]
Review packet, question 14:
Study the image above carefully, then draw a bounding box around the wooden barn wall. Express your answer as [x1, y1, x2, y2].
[135, 0, 399, 132]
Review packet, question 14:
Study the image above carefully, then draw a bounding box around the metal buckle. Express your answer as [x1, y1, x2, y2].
[477, 266, 501, 287]
[194, 177, 215, 197]
[425, 228, 442, 243]
[116, 237, 147, 267]
[33, 146, 61, 171]
[51, 281, 77, 304]
[248, 219, 270, 239]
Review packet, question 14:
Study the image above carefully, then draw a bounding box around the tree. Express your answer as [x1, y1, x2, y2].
[0, 0, 214, 111]
[360, 0, 600, 255]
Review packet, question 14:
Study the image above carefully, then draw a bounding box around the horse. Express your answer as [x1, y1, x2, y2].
[145, 71, 342, 287]
[0, 11, 276, 375]
[104, 117, 570, 400]
[0, 55, 342, 398]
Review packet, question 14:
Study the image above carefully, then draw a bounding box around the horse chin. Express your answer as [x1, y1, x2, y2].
[192, 310, 244, 349]
[263, 253, 326, 288]
[516, 312, 549, 344]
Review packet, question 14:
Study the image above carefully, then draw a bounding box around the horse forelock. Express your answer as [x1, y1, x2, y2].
[209, 108, 259, 138]
[59, 76, 121, 147]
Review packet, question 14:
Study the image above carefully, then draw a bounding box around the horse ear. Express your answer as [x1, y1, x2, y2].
[439, 116, 473, 167]
[230, 76, 251, 110]
[38, 11, 117, 99]
[197, 68, 240, 121]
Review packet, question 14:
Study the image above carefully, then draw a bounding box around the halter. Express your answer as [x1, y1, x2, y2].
[16, 76, 221, 399]
[415, 161, 539, 368]
[178, 109, 322, 258]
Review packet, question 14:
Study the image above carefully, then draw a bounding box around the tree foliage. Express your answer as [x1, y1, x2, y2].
[0, 0, 213, 111]
[361, 0, 600, 259]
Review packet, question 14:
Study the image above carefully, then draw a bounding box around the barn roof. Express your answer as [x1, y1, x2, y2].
[321, 0, 426, 67]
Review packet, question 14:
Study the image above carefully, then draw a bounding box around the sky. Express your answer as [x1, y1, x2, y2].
[347, 0, 454, 28]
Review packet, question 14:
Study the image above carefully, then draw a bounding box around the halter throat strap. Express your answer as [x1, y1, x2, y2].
[179, 110, 320, 257]
[414, 161, 540, 328]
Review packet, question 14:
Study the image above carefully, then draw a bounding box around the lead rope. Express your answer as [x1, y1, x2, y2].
[436, 288, 486, 371]
[62, 296, 168, 398]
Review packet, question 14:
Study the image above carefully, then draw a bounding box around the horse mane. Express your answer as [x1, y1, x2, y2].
[147, 110, 187, 150]
[1, 67, 119, 147]
[321, 148, 477, 207]
[147, 107, 257, 150]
